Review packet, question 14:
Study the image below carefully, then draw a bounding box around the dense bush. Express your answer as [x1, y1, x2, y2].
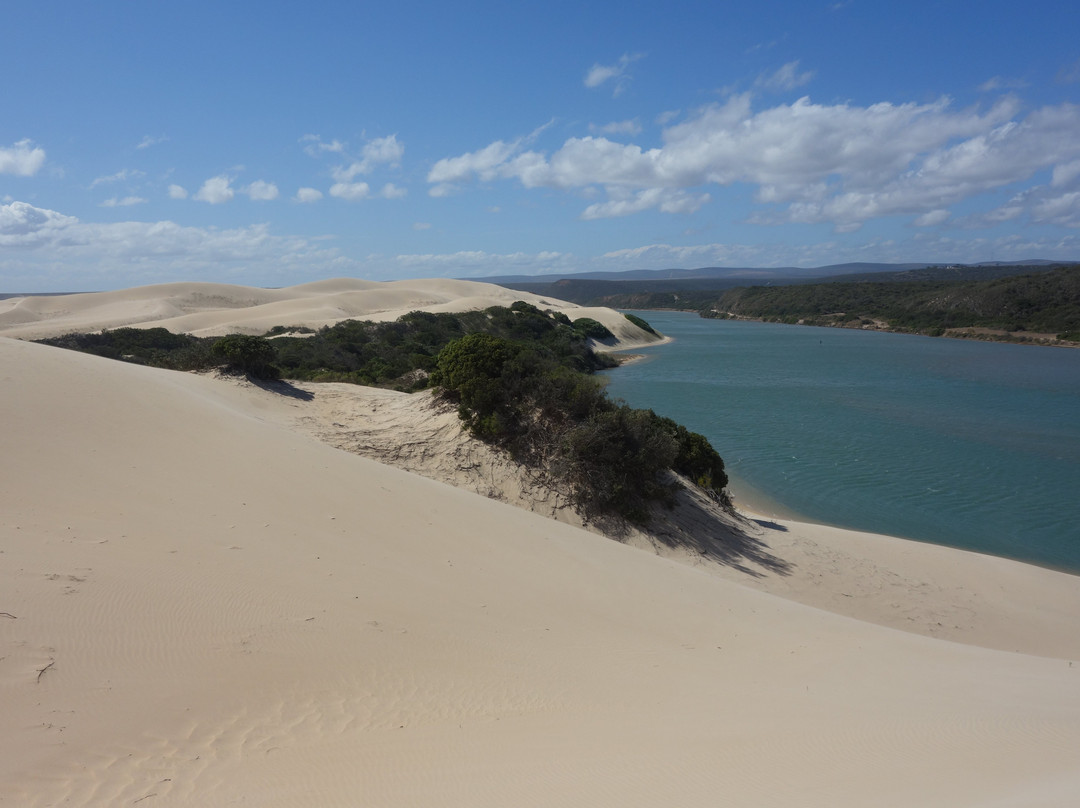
[432, 332, 728, 523]
[623, 312, 659, 335]
[571, 317, 614, 340]
[36, 327, 217, 371]
[211, 334, 280, 379]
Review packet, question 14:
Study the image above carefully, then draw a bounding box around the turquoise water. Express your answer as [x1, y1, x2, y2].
[602, 312, 1080, 573]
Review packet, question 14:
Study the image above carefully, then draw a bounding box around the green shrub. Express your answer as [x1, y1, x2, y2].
[572, 317, 614, 340]
[432, 331, 728, 523]
[623, 312, 659, 336]
[210, 334, 280, 379]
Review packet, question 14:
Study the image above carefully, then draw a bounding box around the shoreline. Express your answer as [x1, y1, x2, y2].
[688, 308, 1080, 349]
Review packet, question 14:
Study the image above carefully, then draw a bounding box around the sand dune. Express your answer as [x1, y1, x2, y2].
[0, 278, 661, 348]
[3, 288, 1080, 805]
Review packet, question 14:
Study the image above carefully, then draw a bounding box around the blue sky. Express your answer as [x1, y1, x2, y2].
[3, 0, 1080, 291]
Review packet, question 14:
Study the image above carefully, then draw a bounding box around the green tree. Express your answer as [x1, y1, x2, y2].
[211, 334, 280, 379]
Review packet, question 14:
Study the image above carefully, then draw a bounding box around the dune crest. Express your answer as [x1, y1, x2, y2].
[0, 278, 662, 348]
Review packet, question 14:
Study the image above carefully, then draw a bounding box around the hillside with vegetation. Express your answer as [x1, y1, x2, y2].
[702, 265, 1080, 344]
[35, 303, 730, 526]
[577, 265, 1079, 346]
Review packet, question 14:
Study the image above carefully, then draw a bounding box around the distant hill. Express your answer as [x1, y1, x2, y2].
[481, 262, 936, 286]
[489, 261, 1073, 306]
[672, 265, 1080, 347]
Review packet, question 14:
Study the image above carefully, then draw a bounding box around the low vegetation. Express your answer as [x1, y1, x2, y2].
[432, 330, 728, 523]
[36, 304, 729, 525]
[577, 265, 1080, 345]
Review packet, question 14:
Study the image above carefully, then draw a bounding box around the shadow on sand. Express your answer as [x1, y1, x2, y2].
[635, 483, 794, 578]
[249, 378, 315, 401]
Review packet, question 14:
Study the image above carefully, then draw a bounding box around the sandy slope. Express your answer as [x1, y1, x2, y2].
[0, 278, 662, 348]
[3, 334, 1080, 804]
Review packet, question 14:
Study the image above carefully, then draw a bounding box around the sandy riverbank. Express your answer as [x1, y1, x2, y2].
[2, 280, 1078, 806]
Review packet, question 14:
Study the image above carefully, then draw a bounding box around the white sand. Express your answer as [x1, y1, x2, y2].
[0, 278, 662, 349]
[2, 281, 1079, 807]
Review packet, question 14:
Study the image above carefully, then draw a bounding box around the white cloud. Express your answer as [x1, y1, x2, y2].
[755, 60, 815, 92]
[0, 201, 77, 246]
[90, 168, 145, 188]
[294, 187, 323, 203]
[978, 76, 1028, 92]
[136, 134, 168, 150]
[0, 200, 353, 288]
[393, 248, 572, 276]
[300, 134, 345, 156]
[331, 135, 405, 182]
[427, 93, 1080, 227]
[100, 196, 148, 207]
[596, 234, 1080, 271]
[1051, 159, 1080, 188]
[581, 188, 710, 220]
[329, 181, 370, 200]
[194, 175, 235, 204]
[428, 139, 520, 186]
[168, 184, 188, 200]
[589, 119, 642, 136]
[1032, 191, 1080, 227]
[243, 180, 279, 201]
[0, 139, 47, 176]
[380, 182, 407, 199]
[412, 222, 431, 231]
[913, 209, 950, 227]
[584, 53, 644, 97]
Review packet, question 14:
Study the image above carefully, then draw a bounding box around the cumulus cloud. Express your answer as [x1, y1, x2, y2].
[300, 134, 345, 156]
[243, 180, 279, 201]
[380, 182, 407, 199]
[0, 201, 77, 247]
[913, 209, 951, 227]
[0, 139, 47, 176]
[168, 184, 188, 200]
[100, 196, 148, 207]
[0, 200, 353, 288]
[428, 139, 520, 187]
[194, 175, 235, 204]
[755, 61, 815, 91]
[581, 188, 710, 220]
[329, 181, 370, 200]
[584, 53, 644, 97]
[589, 119, 642, 136]
[294, 187, 323, 203]
[426, 93, 1080, 227]
[331, 135, 405, 183]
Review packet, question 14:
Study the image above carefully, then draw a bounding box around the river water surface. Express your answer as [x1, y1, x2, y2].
[602, 311, 1080, 572]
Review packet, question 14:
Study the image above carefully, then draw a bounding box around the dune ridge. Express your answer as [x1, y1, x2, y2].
[0, 278, 660, 348]
[2, 279, 1079, 806]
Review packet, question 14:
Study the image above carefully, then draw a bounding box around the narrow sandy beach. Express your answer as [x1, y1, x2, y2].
[2, 280, 1079, 806]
